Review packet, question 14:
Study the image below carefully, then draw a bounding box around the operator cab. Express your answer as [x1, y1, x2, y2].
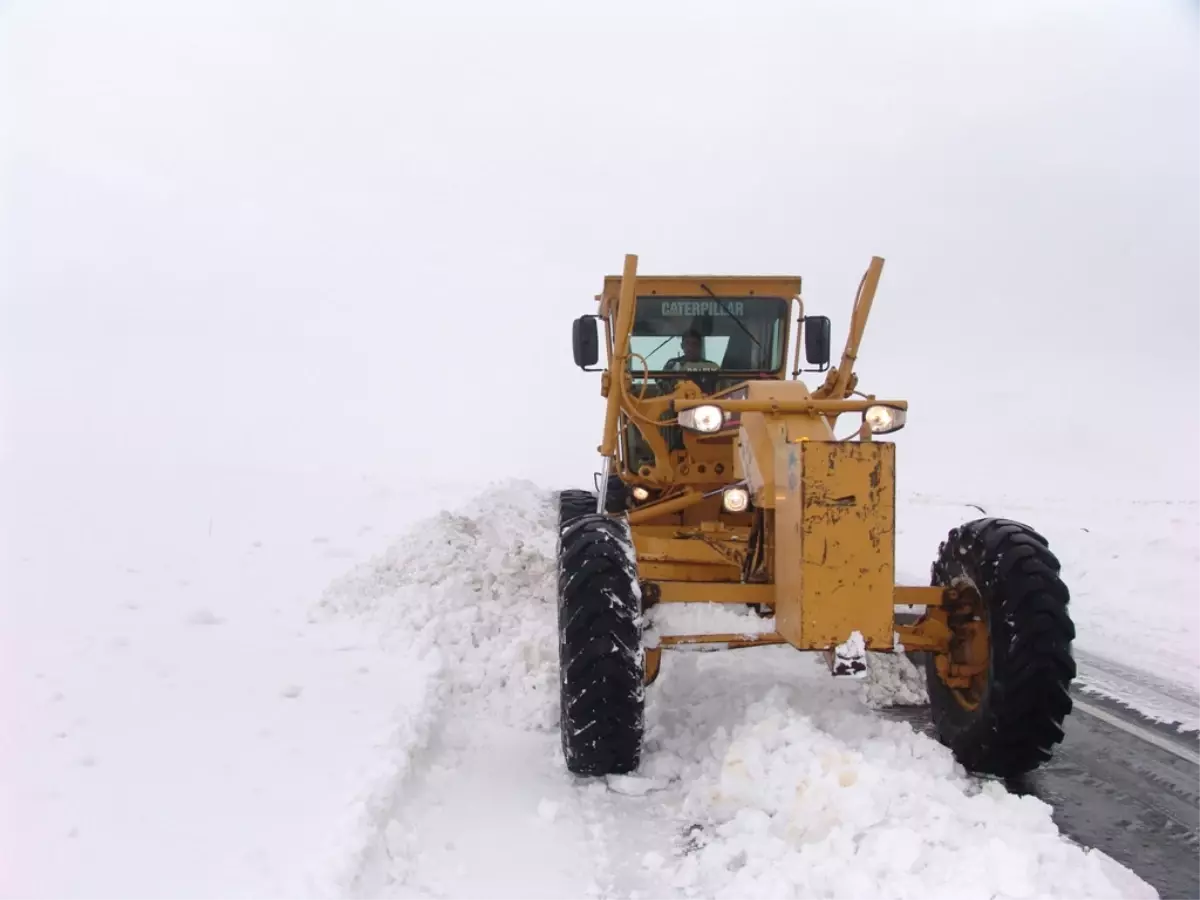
[570, 271, 832, 484]
[627, 294, 789, 397]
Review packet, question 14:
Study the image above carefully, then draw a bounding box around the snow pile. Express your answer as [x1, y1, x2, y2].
[317, 479, 560, 731]
[862, 650, 930, 709]
[636, 652, 1157, 900]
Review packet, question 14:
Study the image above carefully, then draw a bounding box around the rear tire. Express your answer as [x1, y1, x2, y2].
[926, 518, 1076, 778]
[556, 510, 644, 776]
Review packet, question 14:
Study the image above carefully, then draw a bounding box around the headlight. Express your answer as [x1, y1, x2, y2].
[863, 404, 907, 435]
[678, 405, 724, 433]
[722, 486, 750, 513]
[631, 486, 650, 502]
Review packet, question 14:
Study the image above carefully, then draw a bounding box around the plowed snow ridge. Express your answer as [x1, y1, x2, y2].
[315, 482, 1158, 899]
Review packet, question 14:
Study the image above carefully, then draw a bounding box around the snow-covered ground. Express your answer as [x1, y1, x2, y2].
[0, 461, 491, 897]
[2, 1, 1196, 897]
[3, 461, 1186, 898]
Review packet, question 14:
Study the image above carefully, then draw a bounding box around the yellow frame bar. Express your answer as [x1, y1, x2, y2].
[675, 398, 908, 414]
[658, 633, 787, 648]
[653, 582, 774, 604]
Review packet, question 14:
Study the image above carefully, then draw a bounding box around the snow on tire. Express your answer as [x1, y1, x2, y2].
[556, 508, 644, 776]
[927, 517, 1076, 778]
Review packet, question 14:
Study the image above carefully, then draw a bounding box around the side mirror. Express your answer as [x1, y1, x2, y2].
[804, 315, 831, 367]
[572, 315, 599, 369]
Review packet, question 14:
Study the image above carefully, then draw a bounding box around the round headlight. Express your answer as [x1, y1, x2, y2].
[679, 405, 724, 433]
[723, 487, 750, 513]
[631, 486, 650, 502]
[864, 404, 907, 434]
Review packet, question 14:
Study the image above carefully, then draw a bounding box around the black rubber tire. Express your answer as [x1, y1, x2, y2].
[926, 517, 1076, 778]
[558, 489, 598, 530]
[557, 481, 627, 523]
[557, 511, 644, 776]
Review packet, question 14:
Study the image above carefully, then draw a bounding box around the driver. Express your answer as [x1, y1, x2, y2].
[663, 328, 719, 373]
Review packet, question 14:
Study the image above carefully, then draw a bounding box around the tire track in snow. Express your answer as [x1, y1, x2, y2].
[360, 708, 597, 899]
[314, 485, 597, 897]
[334, 662, 448, 899]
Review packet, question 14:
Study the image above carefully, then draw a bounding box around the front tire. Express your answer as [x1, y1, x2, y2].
[926, 517, 1076, 778]
[558, 489, 597, 530]
[557, 510, 644, 776]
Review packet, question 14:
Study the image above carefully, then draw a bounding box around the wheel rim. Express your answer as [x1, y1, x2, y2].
[943, 584, 990, 711]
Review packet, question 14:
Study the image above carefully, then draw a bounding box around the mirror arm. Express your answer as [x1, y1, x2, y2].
[790, 295, 805, 379]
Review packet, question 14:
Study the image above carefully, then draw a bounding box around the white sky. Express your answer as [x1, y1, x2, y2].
[1, 0, 1196, 499]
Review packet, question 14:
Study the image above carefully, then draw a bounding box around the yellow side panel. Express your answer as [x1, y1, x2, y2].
[773, 442, 805, 643]
[774, 441, 896, 650]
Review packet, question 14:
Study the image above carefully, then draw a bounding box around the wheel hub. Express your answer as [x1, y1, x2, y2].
[936, 584, 990, 711]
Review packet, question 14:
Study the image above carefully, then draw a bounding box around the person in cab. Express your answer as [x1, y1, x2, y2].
[663, 328, 719, 373]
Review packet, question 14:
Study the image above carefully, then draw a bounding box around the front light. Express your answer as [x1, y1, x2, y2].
[631, 486, 650, 502]
[723, 487, 750, 513]
[863, 404, 907, 435]
[678, 405, 724, 433]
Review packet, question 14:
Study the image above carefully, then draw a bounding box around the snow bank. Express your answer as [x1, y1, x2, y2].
[317, 480, 560, 733]
[311, 481, 566, 894]
[642, 652, 1157, 900]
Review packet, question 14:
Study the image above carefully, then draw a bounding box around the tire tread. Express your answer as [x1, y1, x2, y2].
[927, 516, 1075, 777]
[556, 499, 643, 776]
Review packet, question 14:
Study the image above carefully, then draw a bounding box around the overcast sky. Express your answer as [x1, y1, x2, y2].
[1, 0, 1196, 500]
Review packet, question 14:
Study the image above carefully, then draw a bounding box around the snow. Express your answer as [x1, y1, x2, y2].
[862, 649, 930, 710]
[0, 461, 488, 898]
[644, 662, 1158, 900]
[315, 485, 1159, 899]
[316, 482, 561, 734]
[1, 0, 1196, 897]
[0, 460, 1183, 899]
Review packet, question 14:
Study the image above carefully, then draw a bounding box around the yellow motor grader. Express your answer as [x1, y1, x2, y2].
[557, 253, 1075, 779]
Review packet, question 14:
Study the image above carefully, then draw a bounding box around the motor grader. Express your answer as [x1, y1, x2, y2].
[557, 253, 1076, 780]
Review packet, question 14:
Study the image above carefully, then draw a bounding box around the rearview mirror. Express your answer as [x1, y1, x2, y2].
[804, 315, 831, 367]
[572, 315, 599, 368]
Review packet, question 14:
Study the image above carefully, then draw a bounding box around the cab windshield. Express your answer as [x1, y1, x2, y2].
[628, 296, 788, 375]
